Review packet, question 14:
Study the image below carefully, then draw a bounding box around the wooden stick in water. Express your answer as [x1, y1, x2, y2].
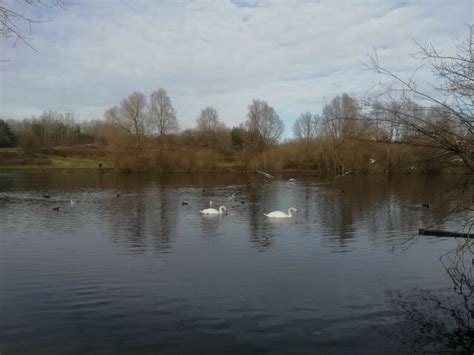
[418, 229, 471, 238]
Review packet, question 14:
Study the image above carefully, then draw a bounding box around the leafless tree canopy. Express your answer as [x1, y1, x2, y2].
[148, 88, 178, 135]
[196, 106, 223, 131]
[245, 99, 284, 149]
[322, 93, 359, 139]
[364, 25, 474, 172]
[0, 0, 64, 51]
[105, 91, 147, 147]
[293, 112, 319, 141]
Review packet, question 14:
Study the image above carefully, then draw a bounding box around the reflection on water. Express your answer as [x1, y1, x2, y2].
[0, 171, 472, 354]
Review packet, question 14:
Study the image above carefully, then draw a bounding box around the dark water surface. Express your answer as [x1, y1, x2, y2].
[0, 171, 472, 354]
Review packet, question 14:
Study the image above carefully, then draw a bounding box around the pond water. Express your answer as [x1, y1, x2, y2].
[0, 171, 472, 354]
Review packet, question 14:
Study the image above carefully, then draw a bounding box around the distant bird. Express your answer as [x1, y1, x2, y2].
[264, 207, 298, 218]
[286, 181, 297, 187]
[43, 195, 51, 199]
[289, 178, 298, 183]
[70, 200, 75, 205]
[200, 206, 227, 215]
[369, 158, 376, 164]
[182, 201, 188, 206]
[202, 189, 206, 192]
[342, 170, 351, 176]
[241, 200, 245, 204]
[409, 166, 417, 171]
[53, 206, 60, 211]
[422, 204, 430, 208]
[451, 158, 463, 162]
[256, 170, 274, 179]
[209, 200, 214, 207]
[116, 193, 120, 197]
[228, 193, 236, 200]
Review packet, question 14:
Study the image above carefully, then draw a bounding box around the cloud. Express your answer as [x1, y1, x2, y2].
[0, 0, 471, 135]
[230, 0, 261, 8]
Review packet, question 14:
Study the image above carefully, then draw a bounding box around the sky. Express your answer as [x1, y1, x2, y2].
[0, 0, 472, 135]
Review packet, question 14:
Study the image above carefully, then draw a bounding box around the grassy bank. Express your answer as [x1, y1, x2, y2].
[0, 148, 113, 170]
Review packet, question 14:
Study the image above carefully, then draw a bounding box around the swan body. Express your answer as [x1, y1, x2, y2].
[264, 207, 298, 218]
[200, 206, 227, 215]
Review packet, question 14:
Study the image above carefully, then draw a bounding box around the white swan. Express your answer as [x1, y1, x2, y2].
[200, 206, 227, 215]
[264, 207, 298, 218]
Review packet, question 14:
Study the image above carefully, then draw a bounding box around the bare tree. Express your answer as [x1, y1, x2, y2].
[148, 88, 178, 135]
[105, 91, 147, 148]
[245, 99, 284, 150]
[196, 106, 223, 131]
[365, 27, 474, 311]
[364, 25, 474, 172]
[293, 112, 319, 141]
[1, 0, 64, 52]
[322, 93, 359, 139]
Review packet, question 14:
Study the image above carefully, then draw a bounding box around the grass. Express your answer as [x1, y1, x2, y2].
[0, 147, 22, 153]
[47, 156, 113, 169]
[0, 148, 114, 170]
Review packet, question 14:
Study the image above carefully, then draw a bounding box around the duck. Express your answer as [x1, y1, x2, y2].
[264, 207, 298, 218]
[200, 206, 227, 215]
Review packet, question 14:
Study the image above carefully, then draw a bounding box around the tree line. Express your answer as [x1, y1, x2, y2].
[1, 90, 470, 175]
[1, 27, 472, 175]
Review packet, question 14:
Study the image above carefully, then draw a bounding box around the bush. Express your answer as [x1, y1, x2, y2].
[0, 120, 16, 147]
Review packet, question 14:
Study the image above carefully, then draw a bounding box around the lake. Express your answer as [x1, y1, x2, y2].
[0, 171, 472, 354]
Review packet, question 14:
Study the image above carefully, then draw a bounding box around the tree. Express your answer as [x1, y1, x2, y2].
[245, 99, 284, 150]
[322, 93, 359, 139]
[231, 126, 245, 151]
[0, 120, 16, 147]
[365, 25, 474, 172]
[105, 91, 147, 148]
[1, 0, 64, 53]
[148, 88, 178, 135]
[196, 107, 223, 131]
[293, 112, 319, 141]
